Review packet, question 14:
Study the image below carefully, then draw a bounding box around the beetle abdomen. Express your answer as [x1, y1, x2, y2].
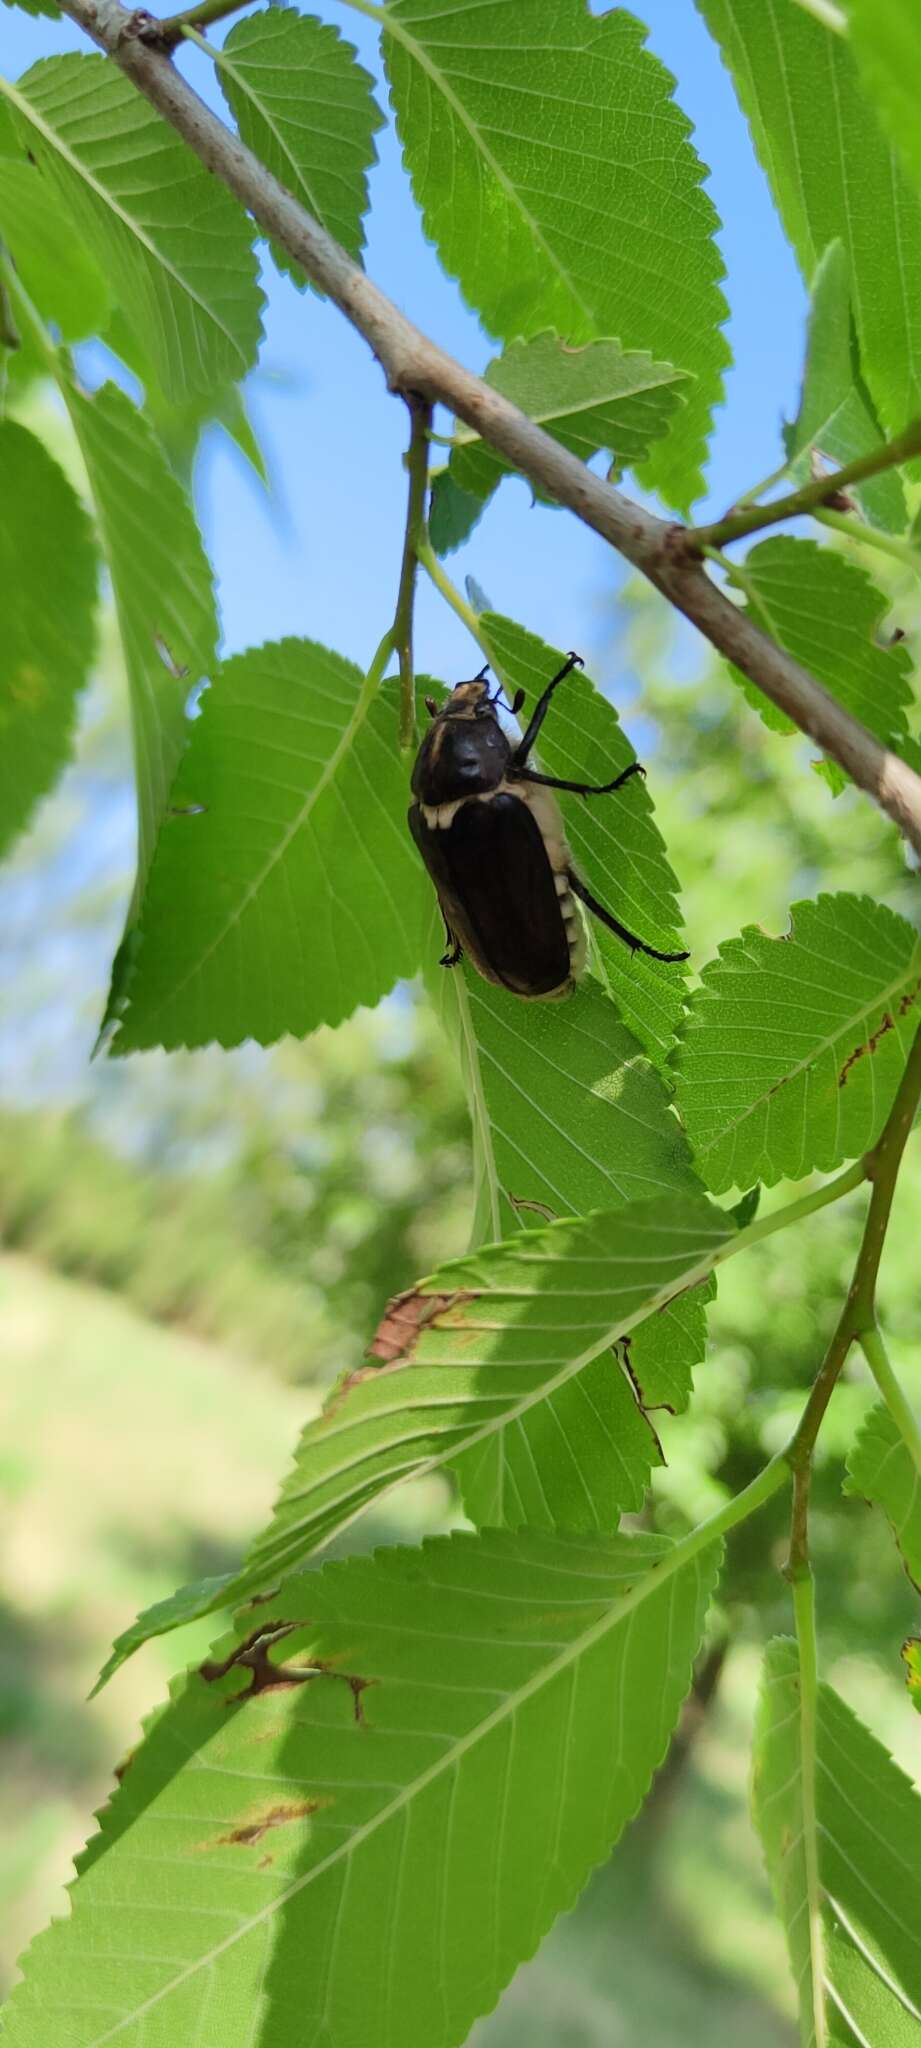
[409, 790, 577, 999]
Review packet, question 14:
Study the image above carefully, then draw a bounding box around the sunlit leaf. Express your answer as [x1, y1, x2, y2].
[674, 893, 921, 1192]
[217, 8, 384, 287]
[753, 1637, 921, 2047]
[696, 0, 921, 448]
[2, 55, 263, 400]
[13, 1527, 720, 2048]
[445, 333, 688, 519]
[731, 538, 914, 792]
[845, 1401, 921, 1590]
[784, 239, 906, 533]
[103, 305, 269, 490]
[0, 418, 97, 857]
[113, 651, 428, 1052]
[0, 156, 110, 342]
[383, 0, 728, 509]
[97, 1191, 733, 1686]
[479, 612, 689, 1065]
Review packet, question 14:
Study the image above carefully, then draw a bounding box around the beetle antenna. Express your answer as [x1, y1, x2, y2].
[475, 661, 490, 681]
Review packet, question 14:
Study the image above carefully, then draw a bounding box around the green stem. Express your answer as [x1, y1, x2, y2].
[688, 418, 921, 551]
[859, 1324, 921, 1478]
[783, 1021, 921, 1581]
[813, 507, 921, 575]
[653, 1452, 791, 1585]
[734, 459, 792, 508]
[393, 395, 433, 751]
[153, 0, 250, 48]
[730, 1160, 865, 1257]
[792, 1570, 829, 2048]
[417, 537, 490, 652]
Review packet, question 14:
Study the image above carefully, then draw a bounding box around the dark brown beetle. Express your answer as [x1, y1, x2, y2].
[408, 652, 688, 999]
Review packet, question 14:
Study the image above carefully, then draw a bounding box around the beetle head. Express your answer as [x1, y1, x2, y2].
[411, 668, 512, 804]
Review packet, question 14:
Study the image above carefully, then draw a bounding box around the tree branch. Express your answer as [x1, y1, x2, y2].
[147, 0, 247, 49]
[783, 1020, 921, 1580]
[688, 417, 921, 551]
[53, 0, 921, 858]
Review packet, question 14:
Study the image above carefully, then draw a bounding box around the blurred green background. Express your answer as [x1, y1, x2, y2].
[2, 569, 920, 2045]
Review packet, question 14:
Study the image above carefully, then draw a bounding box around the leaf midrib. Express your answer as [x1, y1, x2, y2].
[698, 940, 921, 1161]
[0, 74, 241, 359]
[128, 660, 383, 1028]
[240, 1221, 730, 1588]
[349, 0, 596, 330]
[88, 1542, 706, 2045]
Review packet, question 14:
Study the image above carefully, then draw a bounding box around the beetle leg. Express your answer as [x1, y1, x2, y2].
[567, 870, 689, 964]
[438, 911, 462, 968]
[517, 762, 646, 797]
[512, 651, 583, 764]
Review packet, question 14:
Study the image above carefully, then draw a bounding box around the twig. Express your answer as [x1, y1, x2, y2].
[689, 419, 921, 551]
[46, 0, 921, 857]
[392, 395, 432, 751]
[859, 1325, 921, 1478]
[790, 1569, 828, 2048]
[142, 0, 248, 49]
[783, 1021, 921, 1580]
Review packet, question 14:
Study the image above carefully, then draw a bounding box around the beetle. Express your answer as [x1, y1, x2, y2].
[408, 650, 689, 1000]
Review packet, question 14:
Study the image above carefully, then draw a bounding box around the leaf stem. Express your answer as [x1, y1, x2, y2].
[688, 419, 921, 551]
[148, 0, 251, 50]
[417, 537, 490, 653]
[0, 245, 20, 353]
[813, 506, 921, 576]
[791, 1568, 829, 2048]
[729, 1160, 865, 1257]
[859, 1324, 921, 1479]
[393, 395, 433, 751]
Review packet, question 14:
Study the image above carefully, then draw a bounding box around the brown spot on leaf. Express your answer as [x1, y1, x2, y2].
[200, 1621, 375, 1718]
[218, 1800, 321, 1847]
[838, 1009, 897, 1087]
[508, 1194, 558, 1224]
[366, 1287, 466, 1365]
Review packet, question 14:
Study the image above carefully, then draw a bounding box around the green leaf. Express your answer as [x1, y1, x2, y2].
[0, 419, 97, 857]
[1, 0, 58, 17]
[383, 0, 728, 510]
[845, 1402, 921, 1591]
[428, 468, 486, 556]
[753, 1637, 921, 2047]
[103, 304, 269, 489]
[0, 156, 110, 342]
[696, 0, 921, 450]
[674, 893, 921, 1193]
[217, 8, 384, 288]
[479, 612, 689, 1065]
[65, 380, 219, 912]
[97, 1191, 733, 1687]
[784, 239, 906, 534]
[112, 650, 428, 1052]
[13, 1527, 721, 2048]
[846, 0, 921, 204]
[431, 963, 708, 1527]
[731, 538, 914, 792]
[2, 55, 263, 401]
[446, 332, 689, 512]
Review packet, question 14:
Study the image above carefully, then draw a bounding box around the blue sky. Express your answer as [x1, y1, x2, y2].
[3, 0, 806, 688]
[0, 0, 808, 1104]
